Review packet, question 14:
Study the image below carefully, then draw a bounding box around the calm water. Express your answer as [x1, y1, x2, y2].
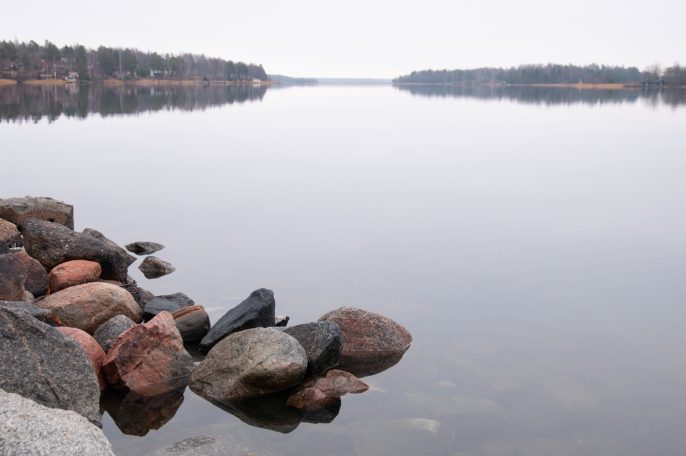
[2, 83, 686, 455]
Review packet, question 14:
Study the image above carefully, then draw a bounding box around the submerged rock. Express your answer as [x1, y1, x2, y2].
[93, 314, 137, 353]
[0, 253, 27, 301]
[102, 311, 194, 396]
[319, 307, 412, 377]
[138, 256, 175, 279]
[23, 219, 134, 282]
[143, 292, 194, 320]
[199, 288, 276, 351]
[0, 389, 115, 456]
[0, 196, 74, 230]
[172, 305, 210, 342]
[36, 282, 142, 334]
[125, 241, 165, 255]
[283, 321, 343, 375]
[48, 259, 102, 293]
[57, 327, 107, 391]
[190, 327, 307, 401]
[11, 250, 49, 297]
[0, 307, 102, 425]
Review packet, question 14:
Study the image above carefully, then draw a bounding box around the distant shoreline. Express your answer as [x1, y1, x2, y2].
[393, 82, 686, 90]
[0, 78, 273, 88]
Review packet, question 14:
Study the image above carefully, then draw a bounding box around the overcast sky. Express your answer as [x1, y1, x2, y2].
[5, 0, 685, 78]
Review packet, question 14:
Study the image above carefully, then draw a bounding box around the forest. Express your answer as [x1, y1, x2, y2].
[394, 63, 686, 86]
[0, 40, 268, 82]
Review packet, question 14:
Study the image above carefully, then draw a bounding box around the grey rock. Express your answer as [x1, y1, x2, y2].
[23, 219, 135, 282]
[275, 315, 290, 327]
[0, 300, 54, 324]
[0, 196, 74, 230]
[143, 292, 195, 320]
[0, 307, 102, 425]
[93, 314, 137, 353]
[199, 288, 275, 351]
[190, 327, 307, 401]
[172, 305, 210, 342]
[0, 389, 115, 456]
[147, 434, 271, 456]
[0, 253, 27, 301]
[284, 321, 343, 375]
[0, 218, 22, 248]
[138, 256, 175, 279]
[119, 278, 152, 308]
[12, 250, 49, 297]
[125, 241, 165, 255]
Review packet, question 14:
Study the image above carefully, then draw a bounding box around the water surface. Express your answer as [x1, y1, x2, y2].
[2, 84, 686, 455]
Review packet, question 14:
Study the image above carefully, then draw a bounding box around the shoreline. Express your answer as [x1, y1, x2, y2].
[1, 78, 273, 88]
[392, 82, 686, 90]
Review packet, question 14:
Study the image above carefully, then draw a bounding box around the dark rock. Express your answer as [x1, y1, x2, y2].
[36, 282, 142, 334]
[275, 315, 290, 327]
[0, 307, 102, 425]
[93, 314, 137, 353]
[0, 196, 74, 230]
[203, 392, 303, 434]
[142, 292, 194, 320]
[0, 300, 54, 324]
[57, 327, 107, 391]
[101, 382, 186, 436]
[0, 253, 27, 301]
[11, 250, 49, 297]
[299, 394, 341, 424]
[138, 256, 175, 279]
[23, 219, 135, 282]
[0, 218, 22, 248]
[319, 307, 412, 377]
[284, 321, 343, 375]
[190, 327, 307, 401]
[125, 241, 165, 255]
[48, 259, 101, 293]
[102, 311, 194, 396]
[0, 389, 115, 455]
[199, 288, 276, 351]
[172, 305, 210, 342]
[119, 279, 153, 308]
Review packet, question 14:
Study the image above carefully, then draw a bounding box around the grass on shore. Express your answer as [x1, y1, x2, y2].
[0, 79, 18, 86]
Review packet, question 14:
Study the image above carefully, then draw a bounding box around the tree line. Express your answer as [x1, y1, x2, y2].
[0, 40, 268, 82]
[393, 63, 686, 86]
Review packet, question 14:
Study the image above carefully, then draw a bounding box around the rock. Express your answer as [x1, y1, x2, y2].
[172, 305, 210, 342]
[147, 434, 269, 456]
[319, 307, 412, 377]
[36, 282, 142, 334]
[125, 241, 165, 255]
[0, 253, 27, 301]
[48, 259, 102, 293]
[120, 280, 153, 308]
[138, 255, 175, 279]
[102, 311, 194, 396]
[0, 218, 22, 248]
[190, 327, 307, 401]
[0, 196, 74, 230]
[142, 292, 194, 320]
[93, 314, 137, 353]
[199, 288, 276, 351]
[300, 369, 368, 397]
[0, 307, 102, 425]
[275, 315, 290, 327]
[101, 383, 186, 437]
[11, 250, 49, 296]
[0, 389, 115, 456]
[0, 300, 54, 324]
[23, 219, 135, 282]
[57, 327, 106, 391]
[284, 321, 343, 376]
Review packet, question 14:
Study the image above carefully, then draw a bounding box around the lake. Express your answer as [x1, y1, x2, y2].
[2, 83, 686, 455]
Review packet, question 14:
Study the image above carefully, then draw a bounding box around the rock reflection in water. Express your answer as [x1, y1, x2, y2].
[206, 392, 304, 434]
[101, 380, 187, 436]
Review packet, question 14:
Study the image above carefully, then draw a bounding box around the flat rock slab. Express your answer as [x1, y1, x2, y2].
[36, 282, 142, 334]
[125, 241, 165, 255]
[0, 389, 115, 456]
[319, 307, 412, 377]
[0, 196, 74, 230]
[23, 219, 134, 282]
[103, 311, 193, 396]
[0, 307, 102, 425]
[283, 321, 343, 375]
[199, 288, 276, 351]
[49, 259, 102, 293]
[190, 327, 307, 401]
[138, 256, 175, 279]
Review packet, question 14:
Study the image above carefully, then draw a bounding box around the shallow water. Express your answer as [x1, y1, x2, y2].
[2, 83, 686, 455]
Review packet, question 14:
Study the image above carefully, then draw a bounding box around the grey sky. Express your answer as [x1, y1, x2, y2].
[5, 0, 685, 78]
